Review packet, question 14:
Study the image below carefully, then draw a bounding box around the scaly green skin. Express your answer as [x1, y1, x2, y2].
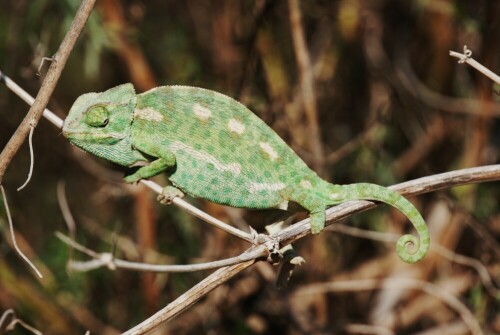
[63, 84, 430, 263]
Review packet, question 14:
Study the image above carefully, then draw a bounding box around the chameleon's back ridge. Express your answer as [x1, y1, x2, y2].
[63, 83, 430, 264]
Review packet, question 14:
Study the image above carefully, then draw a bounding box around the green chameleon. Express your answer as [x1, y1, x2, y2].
[63, 84, 430, 263]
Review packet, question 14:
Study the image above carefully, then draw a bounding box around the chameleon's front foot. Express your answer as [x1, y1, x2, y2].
[124, 174, 141, 184]
[158, 186, 185, 205]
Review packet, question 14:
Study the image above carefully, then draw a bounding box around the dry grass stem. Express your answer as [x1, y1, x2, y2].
[1, 186, 42, 278]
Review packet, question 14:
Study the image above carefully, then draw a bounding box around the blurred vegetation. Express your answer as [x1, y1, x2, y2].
[0, 0, 499, 334]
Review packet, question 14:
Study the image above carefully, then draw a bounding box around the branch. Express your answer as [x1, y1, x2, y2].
[55, 231, 267, 273]
[123, 164, 500, 334]
[3, 69, 500, 334]
[0, 0, 96, 184]
[449, 46, 500, 85]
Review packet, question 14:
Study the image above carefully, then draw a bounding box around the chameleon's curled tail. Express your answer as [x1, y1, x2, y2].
[331, 183, 430, 263]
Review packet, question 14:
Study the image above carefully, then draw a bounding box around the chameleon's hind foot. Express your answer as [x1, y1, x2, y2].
[310, 211, 326, 234]
[158, 186, 185, 205]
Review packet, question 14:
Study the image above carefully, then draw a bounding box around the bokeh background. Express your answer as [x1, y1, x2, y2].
[0, 0, 499, 334]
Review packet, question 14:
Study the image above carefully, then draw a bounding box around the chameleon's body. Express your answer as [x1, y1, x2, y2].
[63, 84, 430, 263]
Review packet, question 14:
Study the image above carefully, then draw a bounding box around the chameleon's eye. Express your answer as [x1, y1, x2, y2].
[85, 106, 109, 127]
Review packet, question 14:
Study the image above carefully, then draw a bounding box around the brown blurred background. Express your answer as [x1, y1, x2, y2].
[0, 0, 499, 334]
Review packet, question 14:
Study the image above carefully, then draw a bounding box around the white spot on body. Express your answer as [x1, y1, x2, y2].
[249, 182, 286, 193]
[330, 193, 341, 199]
[134, 108, 164, 122]
[193, 103, 212, 120]
[259, 142, 279, 161]
[277, 199, 289, 210]
[300, 180, 313, 189]
[170, 141, 241, 175]
[228, 118, 245, 135]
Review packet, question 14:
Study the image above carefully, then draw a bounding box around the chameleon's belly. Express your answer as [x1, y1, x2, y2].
[167, 142, 287, 209]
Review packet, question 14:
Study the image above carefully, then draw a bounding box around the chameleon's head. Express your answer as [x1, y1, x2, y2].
[63, 83, 139, 166]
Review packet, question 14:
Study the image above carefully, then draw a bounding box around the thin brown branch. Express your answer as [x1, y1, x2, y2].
[288, 0, 324, 172]
[0, 0, 96, 184]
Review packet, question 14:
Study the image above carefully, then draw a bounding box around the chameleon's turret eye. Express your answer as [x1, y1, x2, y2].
[85, 105, 110, 127]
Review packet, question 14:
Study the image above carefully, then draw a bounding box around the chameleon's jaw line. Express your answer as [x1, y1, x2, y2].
[62, 131, 125, 140]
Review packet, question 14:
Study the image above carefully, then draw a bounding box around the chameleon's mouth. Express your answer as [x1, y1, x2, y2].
[62, 130, 126, 142]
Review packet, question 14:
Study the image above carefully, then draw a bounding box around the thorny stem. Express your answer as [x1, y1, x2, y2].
[0, 0, 96, 184]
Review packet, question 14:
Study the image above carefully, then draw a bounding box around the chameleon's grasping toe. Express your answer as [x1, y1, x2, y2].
[63, 83, 430, 263]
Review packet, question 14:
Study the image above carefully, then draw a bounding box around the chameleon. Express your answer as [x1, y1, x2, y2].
[62, 83, 430, 263]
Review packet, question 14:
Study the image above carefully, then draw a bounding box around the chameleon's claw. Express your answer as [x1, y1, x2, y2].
[157, 186, 185, 205]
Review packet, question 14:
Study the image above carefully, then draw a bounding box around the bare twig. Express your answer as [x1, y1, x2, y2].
[449, 46, 500, 84]
[141, 180, 254, 242]
[0, 0, 96, 184]
[16, 126, 35, 191]
[394, 62, 500, 117]
[56, 231, 266, 273]
[0, 309, 43, 335]
[1, 186, 42, 278]
[0, 72, 62, 128]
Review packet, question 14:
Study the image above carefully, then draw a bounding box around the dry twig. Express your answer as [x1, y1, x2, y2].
[449, 46, 500, 85]
[0, 0, 96, 183]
